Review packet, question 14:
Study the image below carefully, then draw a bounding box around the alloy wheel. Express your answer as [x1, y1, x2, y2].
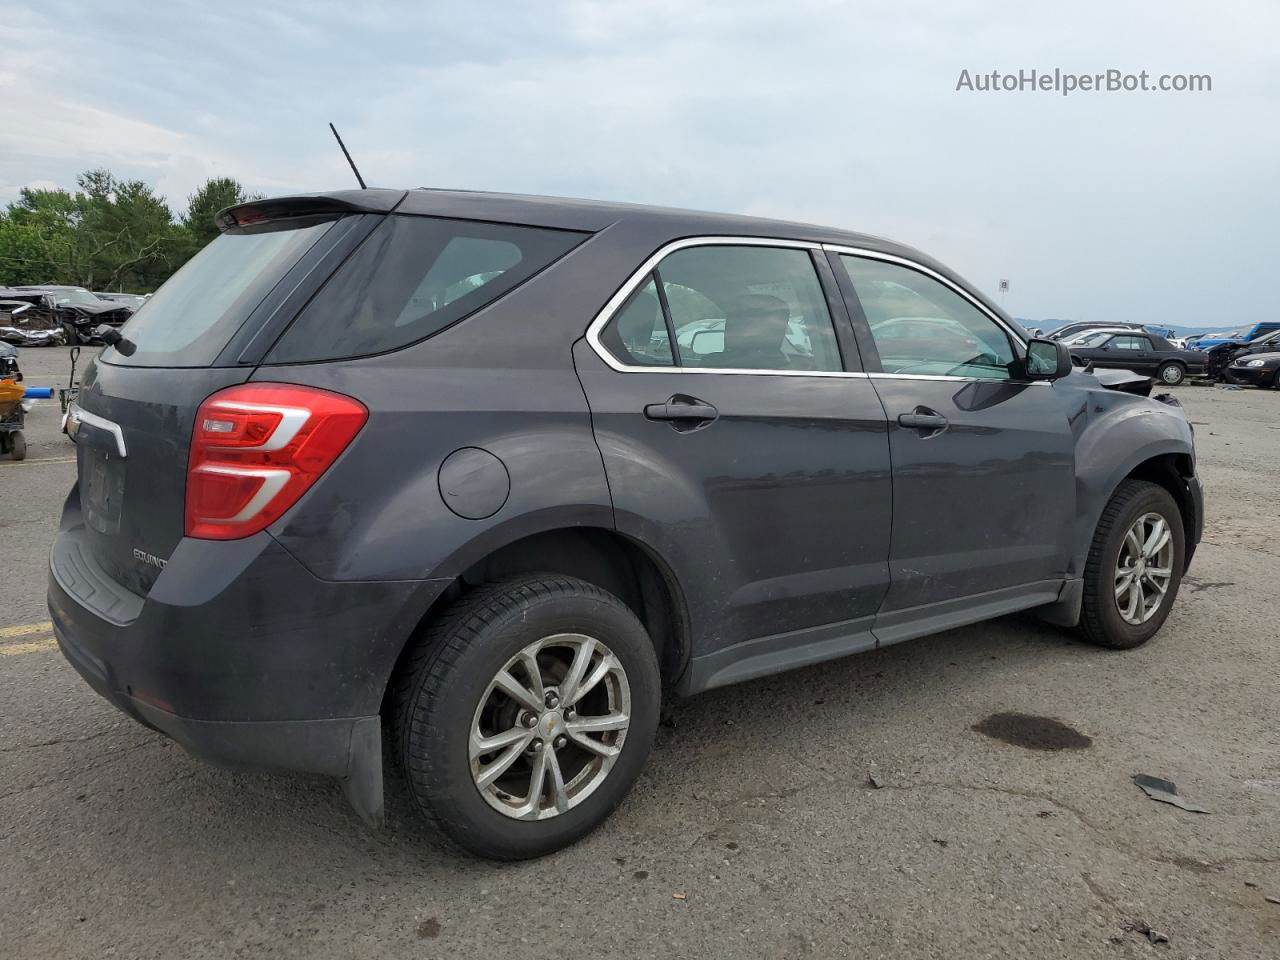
[1114, 512, 1175, 624]
[469, 633, 631, 820]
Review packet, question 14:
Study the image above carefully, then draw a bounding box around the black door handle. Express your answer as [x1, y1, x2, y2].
[644, 397, 719, 427]
[897, 408, 949, 433]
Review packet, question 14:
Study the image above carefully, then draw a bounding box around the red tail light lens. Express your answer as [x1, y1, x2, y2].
[186, 383, 367, 540]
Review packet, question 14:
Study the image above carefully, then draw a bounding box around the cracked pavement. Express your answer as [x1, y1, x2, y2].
[2, 348, 1278, 958]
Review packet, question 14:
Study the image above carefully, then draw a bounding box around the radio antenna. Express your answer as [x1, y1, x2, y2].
[328, 123, 367, 189]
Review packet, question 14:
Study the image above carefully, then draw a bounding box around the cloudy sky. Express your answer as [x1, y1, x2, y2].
[1, 0, 1276, 327]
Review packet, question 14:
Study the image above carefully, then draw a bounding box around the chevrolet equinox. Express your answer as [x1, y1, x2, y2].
[50, 188, 1203, 859]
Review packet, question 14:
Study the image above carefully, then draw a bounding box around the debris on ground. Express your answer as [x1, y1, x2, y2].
[672, 892, 687, 901]
[867, 764, 884, 789]
[1132, 774, 1210, 813]
[1217, 383, 1244, 390]
[1266, 896, 1280, 906]
[1130, 922, 1170, 945]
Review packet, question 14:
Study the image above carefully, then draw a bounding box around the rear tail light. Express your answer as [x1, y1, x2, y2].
[186, 383, 367, 540]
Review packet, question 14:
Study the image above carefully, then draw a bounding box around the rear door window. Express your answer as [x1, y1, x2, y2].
[596, 275, 675, 366]
[266, 215, 586, 363]
[598, 244, 843, 372]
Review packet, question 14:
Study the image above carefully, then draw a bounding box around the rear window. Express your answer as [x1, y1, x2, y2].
[108, 220, 335, 367]
[265, 214, 587, 364]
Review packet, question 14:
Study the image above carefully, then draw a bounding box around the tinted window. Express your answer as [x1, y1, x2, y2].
[1110, 336, 1146, 351]
[109, 220, 335, 367]
[597, 275, 674, 366]
[658, 245, 841, 371]
[268, 215, 586, 363]
[840, 256, 1016, 380]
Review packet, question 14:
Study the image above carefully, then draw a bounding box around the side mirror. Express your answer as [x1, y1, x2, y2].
[1025, 337, 1072, 381]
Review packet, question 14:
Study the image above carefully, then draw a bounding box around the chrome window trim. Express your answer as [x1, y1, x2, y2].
[584, 236, 851, 377]
[584, 236, 1037, 384]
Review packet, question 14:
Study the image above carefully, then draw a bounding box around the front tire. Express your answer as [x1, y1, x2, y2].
[391, 575, 660, 860]
[8, 431, 26, 461]
[1078, 480, 1185, 649]
[1157, 361, 1186, 386]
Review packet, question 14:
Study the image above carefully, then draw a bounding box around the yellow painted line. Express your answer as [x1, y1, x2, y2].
[0, 637, 56, 656]
[0, 621, 53, 639]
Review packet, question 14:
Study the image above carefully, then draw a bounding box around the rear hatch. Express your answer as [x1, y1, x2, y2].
[67, 193, 399, 597]
[66, 188, 590, 599]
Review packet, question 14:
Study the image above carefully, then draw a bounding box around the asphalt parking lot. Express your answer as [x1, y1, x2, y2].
[2, 346, 1278, 959]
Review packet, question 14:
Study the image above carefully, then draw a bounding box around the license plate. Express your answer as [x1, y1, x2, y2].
[82, 447, 124, 535]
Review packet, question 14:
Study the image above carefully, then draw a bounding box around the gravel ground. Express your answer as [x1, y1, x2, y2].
[2, 346, 1278, 959]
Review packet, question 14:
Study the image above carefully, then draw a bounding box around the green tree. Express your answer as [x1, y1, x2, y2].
[74, 169, 179, 290]
[1, 170, 258, 293]
[0, 218, 63, 286]
[182, 177, 257, 250]
[2, 186, 82, 284]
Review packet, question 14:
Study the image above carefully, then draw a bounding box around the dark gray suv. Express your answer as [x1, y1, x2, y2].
[49, 188, 1203, 859]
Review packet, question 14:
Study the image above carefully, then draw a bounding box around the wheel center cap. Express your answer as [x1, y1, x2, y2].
[541, 710, 564, 738]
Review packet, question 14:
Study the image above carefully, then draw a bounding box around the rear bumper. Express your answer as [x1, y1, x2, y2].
[55, 620, 375, 778]
[48, 500, 451, 822]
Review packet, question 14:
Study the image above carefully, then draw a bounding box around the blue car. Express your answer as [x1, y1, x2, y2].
[1187, 321, 1280, 351]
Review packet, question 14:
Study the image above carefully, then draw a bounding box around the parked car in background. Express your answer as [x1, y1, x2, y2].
[1068, 329, 1208, 385]
[1185, 321, 1280, 351]
[1225, 350, 1280, 388]
[50, 187, 1203, 860]
[12, 286, 134, 344]
[1203, 328, 1280, 380]
[1049, 320, 1180, 342]
[0, 298, 67, 346]
[93, 292, 148, 311]
[1048, 320, 1147, 341]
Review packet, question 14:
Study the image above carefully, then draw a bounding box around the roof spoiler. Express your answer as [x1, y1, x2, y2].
[216, 189, 406, 235]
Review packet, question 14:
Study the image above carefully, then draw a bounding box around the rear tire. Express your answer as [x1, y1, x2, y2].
[391, 575, 660, 860]
[1157, 362, 1186, 386]
[1078, 480, 1184, 649]
[9, 431, 26, 461]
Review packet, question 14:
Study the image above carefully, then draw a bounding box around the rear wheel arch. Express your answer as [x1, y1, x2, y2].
[381, 527, 691, 718]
